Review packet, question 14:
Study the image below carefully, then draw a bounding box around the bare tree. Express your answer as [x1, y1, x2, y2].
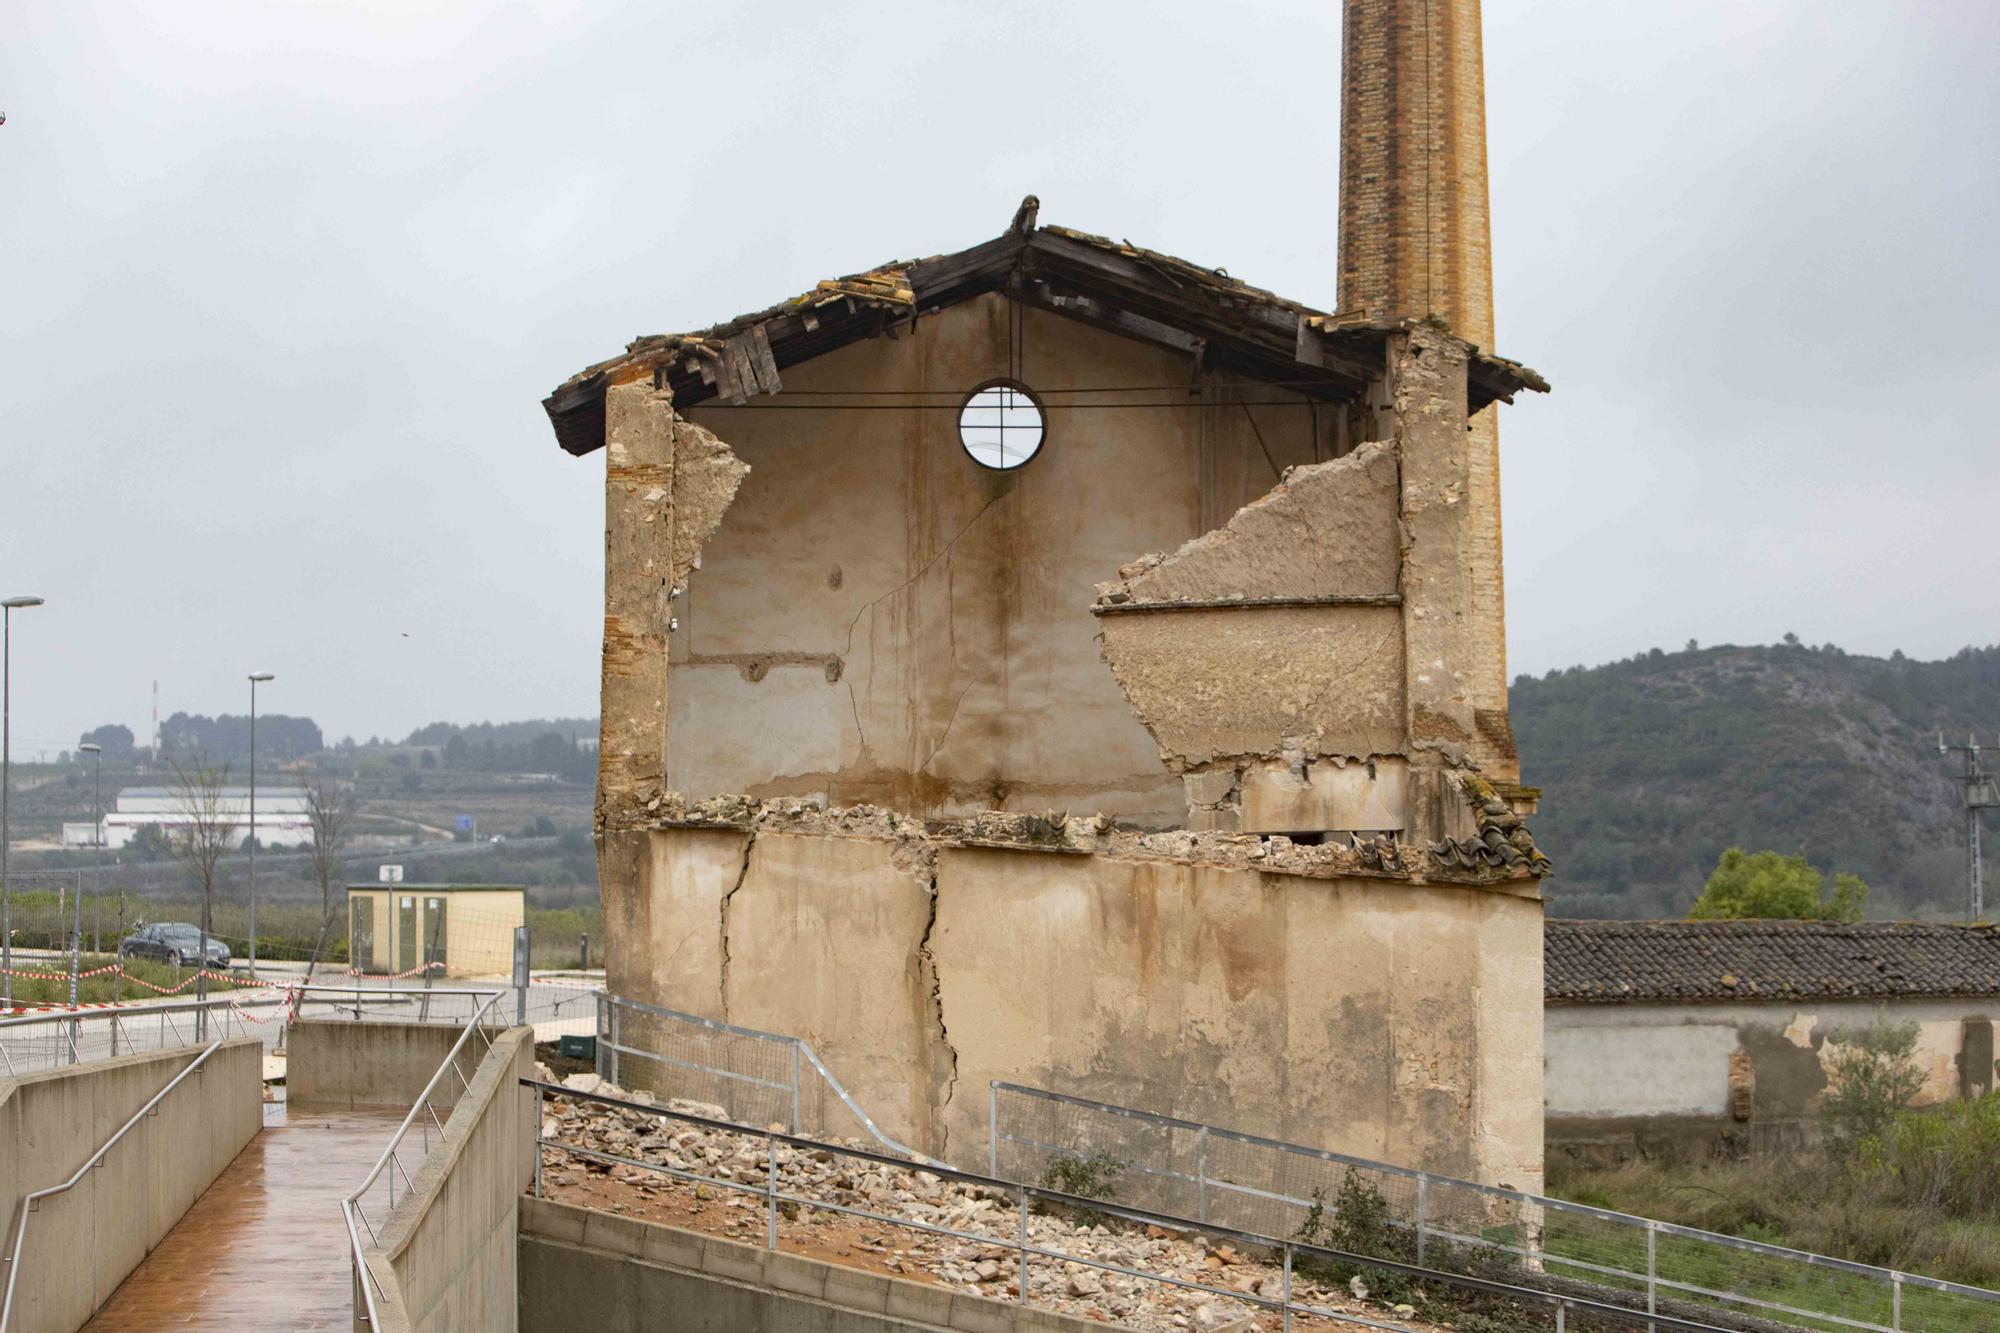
[301, 778, 360, 981]
[166, 752, 236, 1028]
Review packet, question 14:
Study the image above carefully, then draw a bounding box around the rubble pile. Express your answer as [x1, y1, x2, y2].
[539, 1073, 1451, 1333]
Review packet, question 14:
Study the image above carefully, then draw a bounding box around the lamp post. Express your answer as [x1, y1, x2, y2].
[74, 743, 100, 1060]
[248, 671, 273, 979]
[2, 594, 46, 1009]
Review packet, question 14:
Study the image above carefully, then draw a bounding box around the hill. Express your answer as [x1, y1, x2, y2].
[1513, 641, 2000, 920]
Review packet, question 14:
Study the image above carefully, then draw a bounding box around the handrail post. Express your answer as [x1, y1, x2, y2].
[765, 1131, 779, 1250]
[1196, 1124, 1209, 1223]
[789, 1041, 800, 1135]
[1281, 1242, 1293, 1333]
[1016, 1184, 1030, 1307]
[593, 992, 606, 1082]
[533, 1084, 545, 1199]
[1647, 1220, 1658, 1333]
[1892, 1272, 1903, 1330]
[608, 1002, 621, 1089]
[1416, 1174, 1428, 1266]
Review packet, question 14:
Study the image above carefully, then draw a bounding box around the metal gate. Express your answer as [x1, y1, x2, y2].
[397, 895, 416, 973]
[422, 896, 447, 971]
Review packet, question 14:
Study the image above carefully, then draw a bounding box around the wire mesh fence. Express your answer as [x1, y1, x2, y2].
[593, 992, 924, 1159]
[535, 1079, 1754, 1333]
[988, 1082, 2000, 1333]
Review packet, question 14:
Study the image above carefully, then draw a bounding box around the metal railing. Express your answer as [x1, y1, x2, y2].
[988, 1082, 2000, 1333]
[0, 1040, 226, 1330]
[531, 1079, 1745, 1333]
[340, 988, 506, 1331]
[0, 983, 506, 1078]
[592, 992, 925, 1161]
[0, 995, 289, 1075]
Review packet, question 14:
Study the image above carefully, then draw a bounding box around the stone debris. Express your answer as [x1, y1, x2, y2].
[541, 1088, 1455, 1333]
[625, 790, 1539, 886]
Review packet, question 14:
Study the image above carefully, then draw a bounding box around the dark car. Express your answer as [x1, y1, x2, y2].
[117, 922, 231, 969]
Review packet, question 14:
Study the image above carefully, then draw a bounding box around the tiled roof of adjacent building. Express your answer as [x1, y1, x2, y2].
[1545, 919, 2000, 1004]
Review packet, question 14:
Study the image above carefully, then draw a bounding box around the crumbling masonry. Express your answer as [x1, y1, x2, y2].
[548, 0, 1551, 1191]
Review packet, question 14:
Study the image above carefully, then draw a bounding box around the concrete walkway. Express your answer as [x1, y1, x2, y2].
[80, 1105, 398, 1331]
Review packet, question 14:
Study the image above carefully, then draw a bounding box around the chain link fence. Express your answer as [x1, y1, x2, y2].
[988, 1082, 2000, 1333]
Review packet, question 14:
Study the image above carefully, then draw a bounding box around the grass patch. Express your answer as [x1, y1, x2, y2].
[524, 905, 603, 969]
[1549, 1118, 2000, 1328]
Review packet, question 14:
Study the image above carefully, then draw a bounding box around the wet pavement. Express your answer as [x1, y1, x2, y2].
[80, 1104, 399, 1332]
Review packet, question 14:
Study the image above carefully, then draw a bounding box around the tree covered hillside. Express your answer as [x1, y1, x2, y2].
[1513, 641, 2000, 920]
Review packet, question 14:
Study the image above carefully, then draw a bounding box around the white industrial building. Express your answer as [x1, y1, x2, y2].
[79, 786, 315, 850]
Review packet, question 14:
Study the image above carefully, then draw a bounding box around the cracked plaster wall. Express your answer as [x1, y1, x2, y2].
[598, 381, 748, 827]
[661, 293, 1338, 825]
[1547, 998, 1997, 1165]
[1094, 328, 1495, 841]
[592, 308, 1545, 1192]
[606, 821, 1543, 1191]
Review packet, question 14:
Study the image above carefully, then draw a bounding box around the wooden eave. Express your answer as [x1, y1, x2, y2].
[544, 221, 1547, 458]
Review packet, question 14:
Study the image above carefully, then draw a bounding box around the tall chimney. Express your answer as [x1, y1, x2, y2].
[1339, 0, 1515, 780]
[1338, 0, 1494, 344]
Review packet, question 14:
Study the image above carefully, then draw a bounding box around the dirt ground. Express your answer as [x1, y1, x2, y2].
[538, 1147, 1451, 1333]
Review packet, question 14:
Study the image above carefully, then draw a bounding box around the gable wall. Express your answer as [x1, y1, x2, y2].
[670, 292, 1339, 824]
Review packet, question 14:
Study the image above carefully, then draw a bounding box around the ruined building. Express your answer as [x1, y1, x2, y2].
[547, 0, 1551, 1189]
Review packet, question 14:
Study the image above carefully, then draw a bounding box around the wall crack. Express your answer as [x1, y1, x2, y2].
[916, 864, 960, 1159]
[717, 830, 756, 1021]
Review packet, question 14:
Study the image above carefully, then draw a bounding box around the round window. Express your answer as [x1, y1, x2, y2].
[957, 379, 1045, 471]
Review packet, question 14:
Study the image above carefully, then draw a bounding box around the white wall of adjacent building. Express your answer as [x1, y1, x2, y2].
[1547, 997, 1998, 1120]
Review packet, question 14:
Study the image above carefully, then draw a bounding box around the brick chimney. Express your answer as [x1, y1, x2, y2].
[1339, 0, 1516, 782]
[1338, 0, 1494, 344]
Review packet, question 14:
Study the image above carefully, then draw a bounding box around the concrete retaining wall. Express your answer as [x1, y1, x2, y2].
[0, 1038, 263, 1333]
[290, 1019, 470, 1109]
[518, 1197, 1131, 1333]
[358, 1026, 535, 1333]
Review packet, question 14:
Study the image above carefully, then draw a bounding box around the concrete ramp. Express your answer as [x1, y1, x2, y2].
[79, 1107, 399, 1331]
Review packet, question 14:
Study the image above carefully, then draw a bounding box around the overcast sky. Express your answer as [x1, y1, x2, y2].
[3, 1, 1995, 754]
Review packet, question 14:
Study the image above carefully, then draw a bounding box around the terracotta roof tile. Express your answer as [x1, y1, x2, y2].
[1545, 919, 2000, 1004]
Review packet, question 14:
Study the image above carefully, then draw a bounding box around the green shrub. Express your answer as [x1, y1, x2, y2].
[1688, 847, 1866, 921]
[1855, 1094, 2000, 1220]
[1824, 1019, 1927, 1148]
[1035, 1152, 1126, 1226]
[1294, 1169, 1417, 1302]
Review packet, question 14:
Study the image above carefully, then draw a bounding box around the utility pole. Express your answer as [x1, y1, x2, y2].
[248, 671, 274, 978]
[2, 594, 47, 1007]
[1939, 733, 1999, 921]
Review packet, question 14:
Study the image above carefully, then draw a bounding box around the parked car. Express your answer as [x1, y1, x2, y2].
[117, 922, 232, 969]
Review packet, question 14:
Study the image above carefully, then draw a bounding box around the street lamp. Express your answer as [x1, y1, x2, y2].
[248, 671, 274, 979]
[75, 742, 101, 1060]
[1, 594, 46, 1008]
